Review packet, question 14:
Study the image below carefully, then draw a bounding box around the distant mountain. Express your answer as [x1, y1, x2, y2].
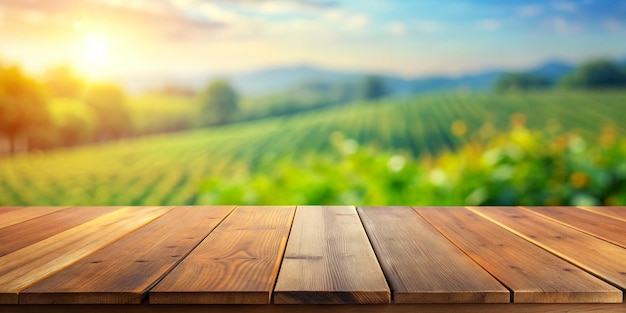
[226, 65, 361, 95]
[124, 57, 622, 95]
[225, 65, 503, 96]
[225, 61, 575, 96]
[528, 61, 575, 82]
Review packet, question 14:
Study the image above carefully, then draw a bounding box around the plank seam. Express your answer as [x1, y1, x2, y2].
[270, 206, 298, 304]
[578, 207, 626, 222]
[413, 207, 515, 303]
[143, 206, 238, 304]
[467, 206, 626, 300]
[355, 206, 396, 303]
[518, 206, 626, 250]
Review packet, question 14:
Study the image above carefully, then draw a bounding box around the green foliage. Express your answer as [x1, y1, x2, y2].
[560, 59, 626, 88]
[240, 81, 358, 119]
[494, 72, 551, 91]
[84, 83, 132, 141]
[199, 79, 239, 125]
[0, 64, 51, 153]
[197, 126, 626, 206]
[128, 94, 200, 135]
[360, 75, 388, 100]
[48, 98, 98, 147]
[1, 91, 626, 206]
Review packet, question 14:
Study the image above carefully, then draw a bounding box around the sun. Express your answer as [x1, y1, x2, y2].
[78, 35, 111, 77]
[83, 36, 109, 63]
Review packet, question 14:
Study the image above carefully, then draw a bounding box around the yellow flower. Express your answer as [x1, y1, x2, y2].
[570, 172, 589, 189]
[451, 120, 467, 137]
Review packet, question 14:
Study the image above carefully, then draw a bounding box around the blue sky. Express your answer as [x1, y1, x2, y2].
[0, 0, 624, 79]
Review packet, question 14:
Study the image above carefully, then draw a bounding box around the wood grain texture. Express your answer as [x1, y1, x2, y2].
[0, 207, 69, 229]
[0, 206, 172, 304]
[470, 206, 626, 291]
[416, 207, 621, 303]
[150, 206, 296, 304]
[0, 207, 118, 257]
[274, 206, 390, 304]
[523, 206, 626, 249]
[21, 206, 235, 304]
[579, 206, 626, 222]
[357, 206, 509, 304]
[2, 303, 626, 313]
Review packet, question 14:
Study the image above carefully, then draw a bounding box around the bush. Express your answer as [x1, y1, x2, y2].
[198, 123, 626, 206]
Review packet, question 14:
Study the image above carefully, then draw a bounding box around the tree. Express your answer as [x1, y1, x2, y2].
[199, 79, 238, 125]
[0, 64, 51, 154]
[494, 72, 551, 92]
[359, 75, 388, 100]
[43, 65, 85, 98]
[84, 83, 132, 141]
[560, 59, 626, 88]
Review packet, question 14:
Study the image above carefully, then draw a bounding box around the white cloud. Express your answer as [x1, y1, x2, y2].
[603, 18, 622, 32]
[200, 3, 242, 23]
[415, 20, 442, 33]
[345, 13, 369, 30]
[388, 22, 406, 36]
[517, 5, 542, 18]
[478, 19, 500, 31]
[553, 1, 577, 13]
[324, 9, 344, 22]
[552, 17, 580, 33]
[323, 10, 369, 31]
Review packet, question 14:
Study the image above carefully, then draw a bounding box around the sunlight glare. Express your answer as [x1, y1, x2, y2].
[77, 35, 112, 78]
[84, 36, 108, 62]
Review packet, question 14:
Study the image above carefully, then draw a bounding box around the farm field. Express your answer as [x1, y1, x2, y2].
[1, 90, 625, 206]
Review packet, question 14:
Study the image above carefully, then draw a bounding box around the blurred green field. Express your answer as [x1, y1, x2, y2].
[1, 90, 625, 206]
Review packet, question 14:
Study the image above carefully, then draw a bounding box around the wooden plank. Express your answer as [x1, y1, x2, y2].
[0, 207, 70, 229]
[0, 206, 172, 304]
[21, 206, 235, 304]
[416, 207, 621, 303]
[579, 206, 626, 221]
[523, 206, 626, 249]
[3, 303, 626, 313]
[150, 206, 296, 304]
[470, 206, 626, 292]
[0, 206, 21, 214]
[0, 207, 118, 257]
[357, 206, 509, 303]
[274, 206, 390, 304]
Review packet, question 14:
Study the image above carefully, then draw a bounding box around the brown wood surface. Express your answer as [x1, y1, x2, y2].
[274, 206, 390, 304]
[150, 206, 296, 304]
[0, 207, 69, 229]
[357, 206, 509, 303]
[0, 207, 118, 257]
[21, 206, 235, 304]
[0, 207, 172, 304]
[0, 206, 21, 214]
[2, 303, 626, 313]
[579, 206, 626, 221]
[523, 206, 626, 249]
[470, 206, 626, 291]
[416, 207, 621, 303]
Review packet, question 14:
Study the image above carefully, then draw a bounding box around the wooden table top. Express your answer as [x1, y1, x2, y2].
[1, 206, 626, 313]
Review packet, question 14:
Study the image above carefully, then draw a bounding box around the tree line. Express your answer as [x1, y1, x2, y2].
[0, 58, 389, 155]
[495, 59, 626, 91]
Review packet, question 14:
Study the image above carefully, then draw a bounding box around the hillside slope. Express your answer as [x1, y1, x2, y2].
[1, 90, 624, 206]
